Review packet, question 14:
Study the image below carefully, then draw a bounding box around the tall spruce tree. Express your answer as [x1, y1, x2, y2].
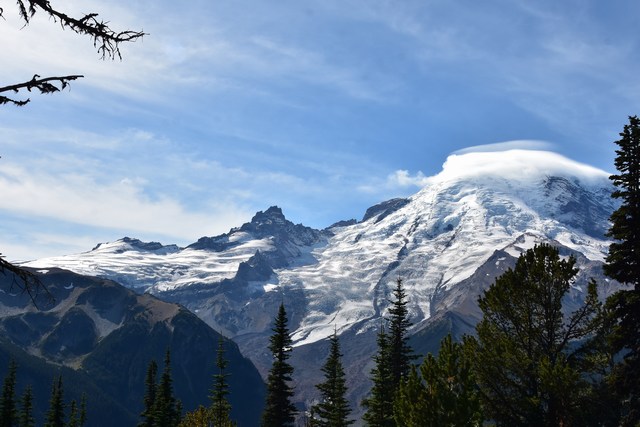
[310, 332, 354, 427]
[394, 335, 483, 427]
[604, 115, 640, 426]
[262, 303, 296, 427]
[210, 337, 234, 427]
[17, 386, 34, 427]
[139, 360, 158, 427]
[44, 376, 65, 427]
[153, 350, 181, 427]
[362, 325, 395, 427]
[68, 400, 79, 427]
[387, 278, 414, 389]
[0, 360, 17, 427]
[469, 244, 603, 426]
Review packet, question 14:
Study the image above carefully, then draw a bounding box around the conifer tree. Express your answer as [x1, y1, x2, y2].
[604, 115, 640, 426]
[394, 335, 483, 427]
[310, 332, 354, 427]
[68, 400, 79, 427]
[45, 376, 65, 427]
[210, 337, 234, 427]
[139, 360, 158, 427]
[362, 325, 394, 427]
[262, 303, 296, 427]
[387, 278, 414, 389]
[79, 394, 87, 427]
[469, 244, 602, 426]
[17, 386, 34, 427]
[0, 360, 18, 427]
[153, 350, 181, 427]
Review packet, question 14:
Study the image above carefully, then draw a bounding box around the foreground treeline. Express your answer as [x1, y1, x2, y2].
[0, 360, 87, 427]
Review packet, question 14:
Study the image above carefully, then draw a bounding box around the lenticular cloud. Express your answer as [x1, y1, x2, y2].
[428, 149, 609, 186]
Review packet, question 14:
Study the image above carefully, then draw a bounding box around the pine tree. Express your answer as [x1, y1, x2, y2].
[0, 360, 18, 427]
[470, 244, 603, 426]
[210, 337, 234, 427]
[139, 360, 158, 427]
[68, 400, 79, 427]
[79, 394, 87, 427]
[387, 278, 414, 390]
[261, 303, 296, 427]
[394, 335, 483, 427]
[362, 325, 394, 427]
[153, 350, 180, 427]
[17, 386, 34, 427]
[310, 332, 354, 427]
[603, 115, 640, 426]
[45, 376, 65, 427]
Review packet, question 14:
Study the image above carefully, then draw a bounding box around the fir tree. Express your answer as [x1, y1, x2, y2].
[17, 386, 34, 427]
[79, 394, 87, 427]
[262, 303, 296, 427]
[362, 325, 394, 427]
[139, 360, 158, 427]
[604, 115, 640, 426]
[68, 400, 79, 427]
[153, 350, 180, 427]
[210, 337, 234, 427]
[387, 278, 414, 389]
[44, 376, 65, 427]
[0, 360, 18, 427]
[470, 244, 603, 426]
[394, 335, 483, 427]
[310, 332, 354, 427]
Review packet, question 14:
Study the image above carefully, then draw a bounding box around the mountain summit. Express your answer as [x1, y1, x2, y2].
[25, 149, 622, 415]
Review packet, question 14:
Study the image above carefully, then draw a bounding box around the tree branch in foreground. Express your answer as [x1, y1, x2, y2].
[15, 0, 146, 60]
[0, 74, 84, 106]
[0, 255, 52, 308]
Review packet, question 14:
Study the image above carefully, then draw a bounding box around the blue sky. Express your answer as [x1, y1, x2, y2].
[1, 0, 639, 261]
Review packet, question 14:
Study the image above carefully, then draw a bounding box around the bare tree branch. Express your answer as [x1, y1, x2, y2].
[0, 74, 84, 106]
[1, 1, 146, 106]
[0, 255, 53, 308]
[16, 0, 146, 60]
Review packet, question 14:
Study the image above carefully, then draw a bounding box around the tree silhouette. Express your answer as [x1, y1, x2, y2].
[604, 115, 640, 426]
[0, 0, 144, 106]
[262, 303, 296, 427]
[310, 332, 353, 427]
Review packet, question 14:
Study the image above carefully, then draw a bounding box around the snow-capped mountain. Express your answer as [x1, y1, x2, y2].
[25, 149, 623, 415]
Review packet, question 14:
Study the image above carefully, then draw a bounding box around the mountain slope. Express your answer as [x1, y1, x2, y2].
[24, 149, 623, 418]
[0, 267, 265, 426]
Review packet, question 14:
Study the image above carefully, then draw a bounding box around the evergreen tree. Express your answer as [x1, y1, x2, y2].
[79, 394, 87, 427]
[0, 360, 18, 427]
[210, 337, 234, 427]
[310, 332, 354, 427]
[17, 386, 34, 427]
[139, 360, 158, 427]
[387, 278, 414, 389]
[603, 115, 640, 426]
[153, 350, 180, 427]
[394, 335, 483, 427]
[68, 400, 79, 427]
[362, 325, 394, 427]
[469, 244, 603, 426]
[261, 303, 296, 427]
[44, 376, 65, 427]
